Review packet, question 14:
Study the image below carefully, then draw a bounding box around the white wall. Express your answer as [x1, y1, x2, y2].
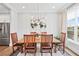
[0, 4, 10, 23]
[61, 10, 67, 33]
[9, 10, 18, 46]
[10, 10, 17, 33]
[0, 13, 10, 23]
[17, 12, 62, 39]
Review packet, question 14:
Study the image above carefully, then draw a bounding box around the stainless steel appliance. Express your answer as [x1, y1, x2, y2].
[0, 23, 10, 45]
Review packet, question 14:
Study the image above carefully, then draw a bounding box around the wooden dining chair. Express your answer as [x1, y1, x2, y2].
[58, 32, 66, 53]
[40, 34, 53, 56]
[41, 32, 47, 35]
[11, 33, 23, 53]
[30, 32, 37, 35]
[24, 35, 37, 56]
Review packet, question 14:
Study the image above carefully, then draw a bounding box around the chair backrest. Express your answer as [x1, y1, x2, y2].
[11, 33, 18, 44]
[41, 32, 47, 35]
[41, 34, 53, 43]
[30, 32, 37, 35]
[24, 35, 35, 44]
[60, 32, 66, 43]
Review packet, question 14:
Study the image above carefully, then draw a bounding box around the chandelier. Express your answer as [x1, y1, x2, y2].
[30, 17, 46, 29]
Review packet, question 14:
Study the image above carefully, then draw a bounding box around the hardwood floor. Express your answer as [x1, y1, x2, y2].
[0, 46, 13, 56]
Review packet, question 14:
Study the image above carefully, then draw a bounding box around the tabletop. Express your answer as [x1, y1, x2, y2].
[18, 37, 61, 44]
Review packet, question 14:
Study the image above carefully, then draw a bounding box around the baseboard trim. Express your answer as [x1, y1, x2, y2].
[66, 47, 79, 56]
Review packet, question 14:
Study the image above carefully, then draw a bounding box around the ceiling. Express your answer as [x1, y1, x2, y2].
[7, 3, 73, 13]
[0, 4, 10, 13]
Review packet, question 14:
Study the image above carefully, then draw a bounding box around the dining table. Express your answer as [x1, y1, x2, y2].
[18, 37, 61, 53]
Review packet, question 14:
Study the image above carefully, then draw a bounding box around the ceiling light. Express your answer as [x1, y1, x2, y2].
[52, 6, 55, 9]
[22, 6, 25, 8]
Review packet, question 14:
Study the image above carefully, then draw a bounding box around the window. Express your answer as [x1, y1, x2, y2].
[77, 17, 79, 41]
[67, 18, 75, 40]
[67, 4, 79, 41]
[67, 27, 74, 40]
[77, 27, 79, 41]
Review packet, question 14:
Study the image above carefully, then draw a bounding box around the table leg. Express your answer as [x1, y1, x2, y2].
[54, 44, 57, 53]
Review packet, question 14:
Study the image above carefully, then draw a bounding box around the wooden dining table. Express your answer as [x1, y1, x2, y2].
[18, 37, 61, 53]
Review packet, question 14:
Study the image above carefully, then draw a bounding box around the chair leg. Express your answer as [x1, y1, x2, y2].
[41, 52, 43, 56]
[40, 48, 43, 56]
[40, 49, 42, 56]
[63, 44, 65, 54]
[51, 49, 52, 56]
[34, 52, 36, 56]
[51, 52, 52, 56]
[63, 49, 65, 53]
[58, 46, 61, 51]
[63, 46, 65, 54]
[25, 51, 26, 56]
[12, 47, 15, 53]
[54, 44, 57, 53]
[34, 50, 36, 56]
[35, 48, 37, 53]
[52, 43, 53, 49]
[21, 46, 23, 53]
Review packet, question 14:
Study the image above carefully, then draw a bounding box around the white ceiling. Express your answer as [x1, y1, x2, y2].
[0, 4, 10, 13]
[8, 3, 72, 13]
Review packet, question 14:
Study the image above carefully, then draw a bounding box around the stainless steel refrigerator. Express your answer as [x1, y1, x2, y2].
[0, 23, 10, 46]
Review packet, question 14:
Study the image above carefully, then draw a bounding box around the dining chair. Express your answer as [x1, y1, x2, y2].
[41, 32, 47, 35]
[24, 35, 37, 56]
[40, 34, 53, 56]
[11, 33, 23, 53]
[58, 32, 66, 53]
[30, 32, 37, 35]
